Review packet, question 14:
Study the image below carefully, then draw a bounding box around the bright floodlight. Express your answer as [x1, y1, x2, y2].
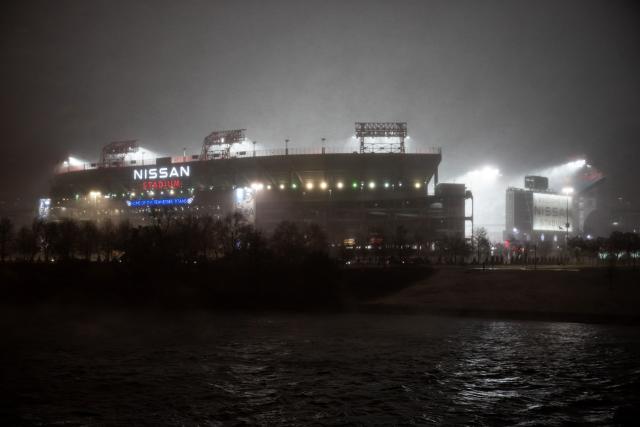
[306, 182, 314, 190]
[67, 156, 86, 166]
[320, 181, 328, 190]
[414, 182, 422, 189]
[368, 181, 376, 189]
[566, 159, 586, 170]
[279, 183, 285, 190]
[561, 187, 574, 195]
[336, 182, 344, 189]
[89, 191, 101, 199]
[465, 166, 501, 183]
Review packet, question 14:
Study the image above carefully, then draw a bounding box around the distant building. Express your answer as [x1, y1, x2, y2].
[524, 175, 549, 192]
[504, 178, 571, 244]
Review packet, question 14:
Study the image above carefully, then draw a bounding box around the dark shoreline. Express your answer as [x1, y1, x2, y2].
[3, 263, 640, 324]
[0, 261, 431, 311]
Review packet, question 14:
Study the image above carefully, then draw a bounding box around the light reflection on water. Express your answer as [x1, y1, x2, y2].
[2, 312, 640, 425]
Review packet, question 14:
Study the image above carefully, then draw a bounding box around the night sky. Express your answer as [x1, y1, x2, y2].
[1, 0, 639, 219]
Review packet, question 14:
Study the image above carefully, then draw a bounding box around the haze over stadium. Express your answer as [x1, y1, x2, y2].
[3, 2, 640, 426]
[2, 0, 639, 228]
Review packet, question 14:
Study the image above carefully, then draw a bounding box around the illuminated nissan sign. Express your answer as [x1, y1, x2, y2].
[133, 166, 190, 180]
[533, 193, 572, 232]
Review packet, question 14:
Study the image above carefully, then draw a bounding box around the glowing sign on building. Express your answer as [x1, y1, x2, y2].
[141, 180, 182, 190]
[38, 198, 51, 219]
[532, 193, 572, 232]
[126, 197, 194, 207]
[234, 187, 256, 224]
[133, 166, 190, 180]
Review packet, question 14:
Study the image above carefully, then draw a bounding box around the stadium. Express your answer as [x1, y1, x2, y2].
[46, 123, 471, 245]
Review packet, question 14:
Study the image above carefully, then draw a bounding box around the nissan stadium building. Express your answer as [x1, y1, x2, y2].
[46, 124, 471, 244]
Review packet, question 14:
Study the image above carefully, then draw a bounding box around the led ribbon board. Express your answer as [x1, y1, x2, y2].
[126, 197, 194, 207]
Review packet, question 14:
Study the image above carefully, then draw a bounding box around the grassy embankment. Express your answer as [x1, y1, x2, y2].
[366, 266, 640, 323]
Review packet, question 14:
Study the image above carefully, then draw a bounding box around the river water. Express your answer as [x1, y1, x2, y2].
[1, 311, 639, 425]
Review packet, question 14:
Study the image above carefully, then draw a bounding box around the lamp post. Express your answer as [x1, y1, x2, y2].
[253, 141, 257, 157]
[89, 191, 101, 221]
[561, 187, 574, 259]
[285, 139, 289, 155]
[321, 137, 326, 154]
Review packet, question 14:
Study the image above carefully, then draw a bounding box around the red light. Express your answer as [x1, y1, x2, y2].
[142, 179, 182, 190]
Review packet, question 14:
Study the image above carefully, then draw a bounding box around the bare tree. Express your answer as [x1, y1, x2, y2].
[270, 221, 305, 261]
[0, 217, 14, 262]
[473, 227, 491, 264]
[78, 221, 99, 261]
[52, 219, 80, 261]
[100, 218, 116, 261]
[304, 223, 328, 254]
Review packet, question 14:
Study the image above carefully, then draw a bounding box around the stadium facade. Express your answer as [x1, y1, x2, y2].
[46, 125, 471, 245]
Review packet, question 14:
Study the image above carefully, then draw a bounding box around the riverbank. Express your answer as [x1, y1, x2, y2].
[2, 263, 639, 323]
[365, 266, 640, 323]
[0, 261, 430, 310]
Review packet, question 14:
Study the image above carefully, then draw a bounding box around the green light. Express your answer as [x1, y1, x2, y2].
[292, 183, 297, 189]
[352, 182, 358, 189]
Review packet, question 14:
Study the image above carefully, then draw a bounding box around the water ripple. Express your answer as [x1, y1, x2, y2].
[2, 313, 640, 425]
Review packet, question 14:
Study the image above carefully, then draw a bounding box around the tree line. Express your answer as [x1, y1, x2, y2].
[1, 216, 638, 266]
[0, 214, 329, 264]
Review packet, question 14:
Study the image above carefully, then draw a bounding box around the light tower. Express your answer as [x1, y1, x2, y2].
[200, 129, 246, 160]
[100, 140, 139, 167]
[355, 122, 407, 154]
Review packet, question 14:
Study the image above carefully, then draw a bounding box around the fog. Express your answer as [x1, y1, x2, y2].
[2, 0, 639, 219]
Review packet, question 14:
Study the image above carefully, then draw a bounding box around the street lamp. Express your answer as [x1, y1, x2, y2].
[285, 139, 289, 155]
[561, 187, 574, 257]
[321, 137, 326, 154]
[89, 191, 101, 220]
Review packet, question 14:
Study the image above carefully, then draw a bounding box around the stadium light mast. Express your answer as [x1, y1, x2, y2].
[355, 122, 407, 154]
[101, 140, 139, 168]
[200, 129, 246, 160]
